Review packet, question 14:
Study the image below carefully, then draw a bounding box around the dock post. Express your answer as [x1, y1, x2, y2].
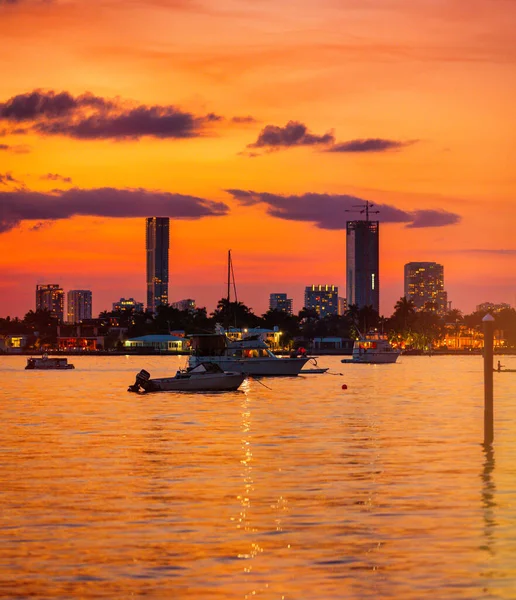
[483, 314, 495, 445]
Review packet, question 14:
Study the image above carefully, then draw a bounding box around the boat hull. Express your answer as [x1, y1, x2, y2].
[342, 352, 399, 364]
[148, 372, 246, 392]
[188, 356, 309, 376]
[26, 359, 75, 370]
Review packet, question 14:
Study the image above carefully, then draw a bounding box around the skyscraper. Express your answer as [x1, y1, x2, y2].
[404, 262, 447, 314]
[346, 220, 379, 312]
[269, 293, 293, 315]
[146, 217, 169, 313]
[67, 290, 92, 323]
[36, 284, 64, 322]
[304, 285, 338, 317]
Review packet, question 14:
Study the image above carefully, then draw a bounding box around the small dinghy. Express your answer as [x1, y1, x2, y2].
[128, 362, 246, 393]
[25, 354, 75, 370]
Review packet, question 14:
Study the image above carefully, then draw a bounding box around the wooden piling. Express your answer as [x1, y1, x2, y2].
[483, 314, 495, 445]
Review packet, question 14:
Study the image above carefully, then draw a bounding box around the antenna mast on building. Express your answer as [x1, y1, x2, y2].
[346, 199, 380, 222]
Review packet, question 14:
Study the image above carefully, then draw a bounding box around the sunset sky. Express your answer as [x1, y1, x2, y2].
[0, 0, 514, 318]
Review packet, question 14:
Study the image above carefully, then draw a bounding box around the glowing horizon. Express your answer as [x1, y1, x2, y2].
[1, 0, 514, 318]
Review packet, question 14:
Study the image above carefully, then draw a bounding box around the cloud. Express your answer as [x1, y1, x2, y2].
[40, 173, 72, 183]
[0, 187, 230, 233]
[226, 189, 461, 230]
[0, 143, 30, 153]
[0, 90, 235, 141]
[326, 138, 417, 153]
[0, 172, 17, 185]
[442, 248, 516, 255]
[247, 120, 335, 151]
[245, 120, 416, 156]
[406, 209, 460, 228]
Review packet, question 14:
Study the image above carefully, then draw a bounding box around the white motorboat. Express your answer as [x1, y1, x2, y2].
[128, 362, 246, 393]
[188, 334, 310, 376]
[341, 332, 400, 364]
[25, 354, 75, 370]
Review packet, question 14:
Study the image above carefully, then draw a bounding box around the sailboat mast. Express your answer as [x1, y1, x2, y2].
[227, 249, 231, 304]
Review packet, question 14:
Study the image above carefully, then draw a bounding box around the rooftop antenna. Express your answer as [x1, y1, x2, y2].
[345, 199, 380, 222]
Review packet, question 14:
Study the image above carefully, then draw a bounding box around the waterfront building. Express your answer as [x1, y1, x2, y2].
[67, 290, 92, 323]
[476, 302, 511, 313]
[171, 298, 196, 312]
[146, 217, 169, 313]
[304, 285, 339, 317]
[112, 297, 144, 313]
[338, 296, 347, 316]
[36, 284, 64, 322]
[124, 334, 185, 353]
[269, 293, 293, 315]
[346, 220, 379, 312]
[404, 262, 447, 315]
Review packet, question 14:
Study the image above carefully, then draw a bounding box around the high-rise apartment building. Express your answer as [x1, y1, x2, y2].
[476, 302, 511, 313]
[404, 262, 447, 314]
[146, 217, 169, 313]
[346, 220, 379, 312]
[171, 299, 196, 312]
[338, 296, 347, 316]
[36, 284, 64, 322]
[304, 285, 338, 317]
[112, 297, 144, 313]
[269, 293, 293, 315]
[67, 290, 92, 323]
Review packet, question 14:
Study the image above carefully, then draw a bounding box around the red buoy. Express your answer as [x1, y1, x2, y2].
[341, 384, 348, 390]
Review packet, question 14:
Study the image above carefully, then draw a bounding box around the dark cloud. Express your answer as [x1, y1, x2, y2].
[0, 91, 113, 122]
[245, 121, 416, 156]
[248, 120, 335, 150]
[0, 187, 229, 233]
[406, 209, 460, 228]
[40, 173, 73, 183]
[0, 90, 231, 141]
[326, 138, 417, 153]
[226, 189, 461, 230]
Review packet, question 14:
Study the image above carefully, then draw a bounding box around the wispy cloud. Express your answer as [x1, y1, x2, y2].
[0, 187, 230, 233]
[442, 248, 516, 255]
[0, 89, 248, 141]
[40, 173, 72, 183]
[0, 172, 17, 185]
[326, 138, 417, 153]
[226, 189, 460, 229]
[0, 143, 30, 153]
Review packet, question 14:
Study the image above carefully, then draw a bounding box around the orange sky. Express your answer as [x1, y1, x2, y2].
[0, 0, 514, 317]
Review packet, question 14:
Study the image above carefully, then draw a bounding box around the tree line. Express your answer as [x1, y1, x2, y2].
[1, 297, 515, 350]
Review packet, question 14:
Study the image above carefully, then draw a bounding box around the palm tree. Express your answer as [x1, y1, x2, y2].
[393, 297, 416, 330]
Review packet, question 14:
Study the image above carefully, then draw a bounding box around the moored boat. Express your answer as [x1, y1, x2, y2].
[341, 332, 400, 364]
[25, 354, 75, 370]
[188, 334, 310, 376]
[128, 362, 246, 393]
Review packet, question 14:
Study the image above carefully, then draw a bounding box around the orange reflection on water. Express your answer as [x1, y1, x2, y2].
[0, 355, 515, 598]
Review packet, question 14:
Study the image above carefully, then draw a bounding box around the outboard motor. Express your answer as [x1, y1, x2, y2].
[128, 369, 151, 393]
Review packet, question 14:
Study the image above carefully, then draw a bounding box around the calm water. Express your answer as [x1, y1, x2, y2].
[1, 355, 515, 599]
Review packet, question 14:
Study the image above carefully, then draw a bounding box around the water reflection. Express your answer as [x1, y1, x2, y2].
[480, 442, 496, 557]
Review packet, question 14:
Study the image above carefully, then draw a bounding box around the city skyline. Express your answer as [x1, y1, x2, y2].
[0, 0, 513, 317]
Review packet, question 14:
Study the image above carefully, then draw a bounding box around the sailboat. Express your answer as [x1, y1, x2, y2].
[187, 251, 311, 376]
